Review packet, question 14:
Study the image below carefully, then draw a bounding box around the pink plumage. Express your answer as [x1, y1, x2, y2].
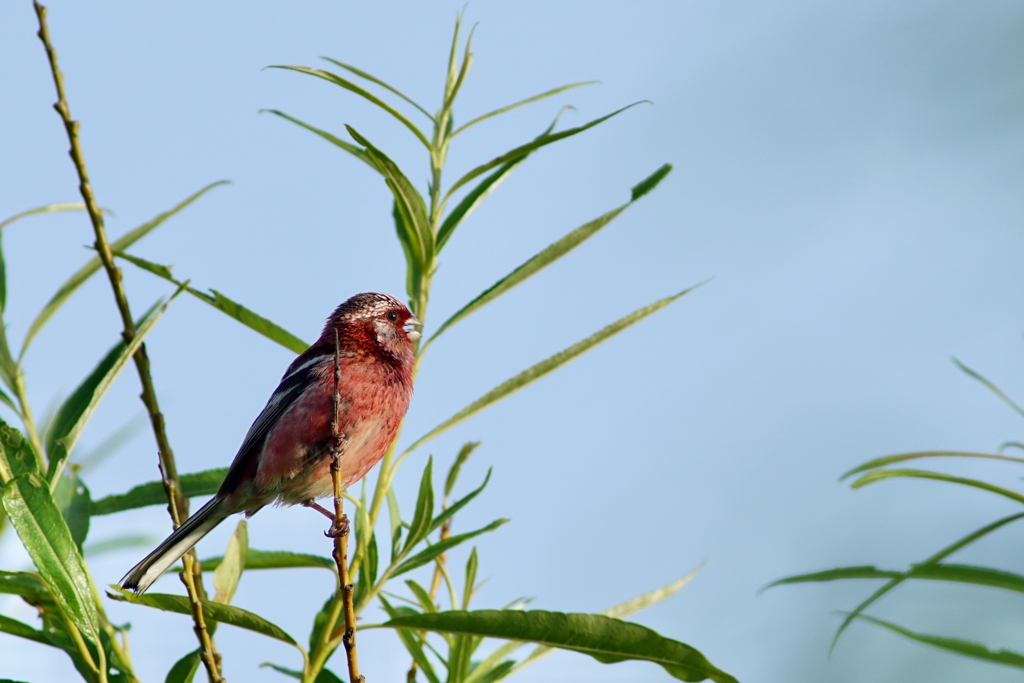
[121, 293, 419, 594]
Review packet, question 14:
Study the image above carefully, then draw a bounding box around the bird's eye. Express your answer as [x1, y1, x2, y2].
[387, 311, 400, 322]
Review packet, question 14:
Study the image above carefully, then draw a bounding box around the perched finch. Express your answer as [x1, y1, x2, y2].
[121, 292, 420, 594]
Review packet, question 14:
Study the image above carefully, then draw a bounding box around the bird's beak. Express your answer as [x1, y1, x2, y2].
[404, 316, 423, 341]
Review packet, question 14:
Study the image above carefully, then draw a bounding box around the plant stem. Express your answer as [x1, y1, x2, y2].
[32, 4, 223, 680]
[12, 372, 46, 472]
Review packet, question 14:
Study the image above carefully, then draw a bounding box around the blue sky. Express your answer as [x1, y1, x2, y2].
[1, 2, 1022, 682]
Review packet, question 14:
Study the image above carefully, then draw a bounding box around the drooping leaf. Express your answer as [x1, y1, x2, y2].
[114, 251, 309, 354]
[47, 292, 181, 483]
[405, 579, 437, 614]
[429, 164, 673, 344]
[385, 610, 738, 683]
[852, 613, 1024, 669]
[165, 648, 201, 683]
[762, 566, 904, 591]
[432, 469, 491, 535]
[840, 451, 1024, 479]
[1, 472, 100, 645]
[444, 103, 647, 200]
[109, 589, 298, 646]
[444, 442, 480, 499]
[269, 66, 431, 148]
[260, 110, 377, 171]
[392, 519, 508, 578]
[19, 181, 227, 360]
[452, 81, 598, 137]
[849, 469, 1024, 505]
[91, 467, 227, 516]
[406, 285, 702, 456]
[213, 520, 248, 604]
[0, 201, 88, 232]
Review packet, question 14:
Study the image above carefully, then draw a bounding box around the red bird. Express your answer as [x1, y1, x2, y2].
[121, 293, 420, 594]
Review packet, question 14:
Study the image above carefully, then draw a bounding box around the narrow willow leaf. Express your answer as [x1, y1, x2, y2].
[407, 285, 702, 455]
[387, 486, 402, 562]
[431, 469, 491, 535]
[269, 66, 431, 148]
[449, 631, 474, 683]
[841, 451, 1024, 480]
[91, 467, 227, 516]
[403, 457, 435, 553]
[445, 102, 647, 200]
[952, 357, 1024, 418]
[182, 549, 334, 574]
[213, 520, 248, 604]
[346, 125, 433, 272]
[260, 109, 378, 171]
[47, 291, 181, 483]
[437, 111, 568, 253]
[463, 548, 478, 610]
[260, 662, 344, 683]
[452, 82, 598, 136]
[0, 613, 53, 646]
[762, 566, 904, 592]
[0, 385, 19, 414]
[521, 564, 704, 669]
[906, 563, 1024, 593]
[850, 469, 1024, 505]
[830, 512, 1024, 650]
[631, 163, 673, 201]
[430, 163, 673, 343]
[2, 472, 100, 645]
[385, 610, 738, 683]
[392, 519, 508, 578]
[405, 579, 438, 613]
[115, 250, 309, 354]
[852, 613, 1024, 669]
[19, 181, 227, 360]
[0, 570, 50, 600]
[110, 589, 298, 646]
[165, 648, 201, 683]
[379, 595, 441, 683]
[308, 592, 335, 653]
[319, 58, 433, 120]
[445, 442, 481, 499]
[53, 470, 91, 551]
[0, 201, 87, 232]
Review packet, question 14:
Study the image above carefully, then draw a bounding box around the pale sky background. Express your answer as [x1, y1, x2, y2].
[1, 2, 1022, 682]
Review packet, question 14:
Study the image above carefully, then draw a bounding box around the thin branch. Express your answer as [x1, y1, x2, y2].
[32, 4, 223, 681]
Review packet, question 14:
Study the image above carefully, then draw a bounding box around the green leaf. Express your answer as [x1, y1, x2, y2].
[404, 457, 435, 554]
[392, 519, 508, 578]
[0, 201, 88, 232]
[1, 472, 100, 645]
[445, 103, 647, 200]
[828, 512, 1024, 650]
[213, 520, 248, 604]
[463, 547, 478, 610]
[429, 164, 674, 344]
[53, 469, 91, 551]
[840, 451, 1024, 480]
[849, 469, 1024, 505]
[308, 592, 335, 653]
[345, 126, 433, 286]
[261, 662, 344, 683]
[319, 58, 433, 120]
[91, 467, 227, 516]
[379, 595, 441, 683]
[260, 110, 377, 171]
[181, 549, 334, 573]
[0, 570, 51, 600]
[392, 202, 422, 304]
[110, 589, 298, 646]
[405, 579, 437, 613]
[630, 163, 673, 201]
[762, 566, 904, 591]
[452, 81, 598, 136]
[165, 649, 201, 683]
[905, 563, 1024, 593]
[115, 251, 309, 354]
[269, 66, 431, 148]
[431, 469, 491, 535]
[19, 181, 227, 360]
[0, 613, 53, 647]
[0, 424, 41, 482]
[852, 613, 1024, 669]
[407, 285, 703, 455]
[445, 442, 480, 499]
[47, 291, 182, 482]
[387, 486, 403, 562]
[385, 610, 737, 683]
[952, 357, 1024, 419]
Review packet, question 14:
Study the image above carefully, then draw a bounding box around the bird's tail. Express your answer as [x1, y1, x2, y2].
[120, 497, 231, 594]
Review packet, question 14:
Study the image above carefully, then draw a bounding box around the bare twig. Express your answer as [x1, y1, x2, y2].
[327, 329, 363, 683]
[32, 4, 223, 681]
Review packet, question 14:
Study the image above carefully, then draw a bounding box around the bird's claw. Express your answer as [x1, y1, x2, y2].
[325, 514, 350, 538]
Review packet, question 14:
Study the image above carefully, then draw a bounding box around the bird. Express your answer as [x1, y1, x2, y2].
[120, 292, 420, 594]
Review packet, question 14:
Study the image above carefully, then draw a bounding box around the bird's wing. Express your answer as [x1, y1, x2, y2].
[218, 348, 335, 496]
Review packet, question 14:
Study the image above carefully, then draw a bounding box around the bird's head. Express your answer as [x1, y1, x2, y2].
[327, 292, 421, 362]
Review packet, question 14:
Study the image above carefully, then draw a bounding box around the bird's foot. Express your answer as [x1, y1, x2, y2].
[302, 499, 336, 521]
[325, 513, 350, 538]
